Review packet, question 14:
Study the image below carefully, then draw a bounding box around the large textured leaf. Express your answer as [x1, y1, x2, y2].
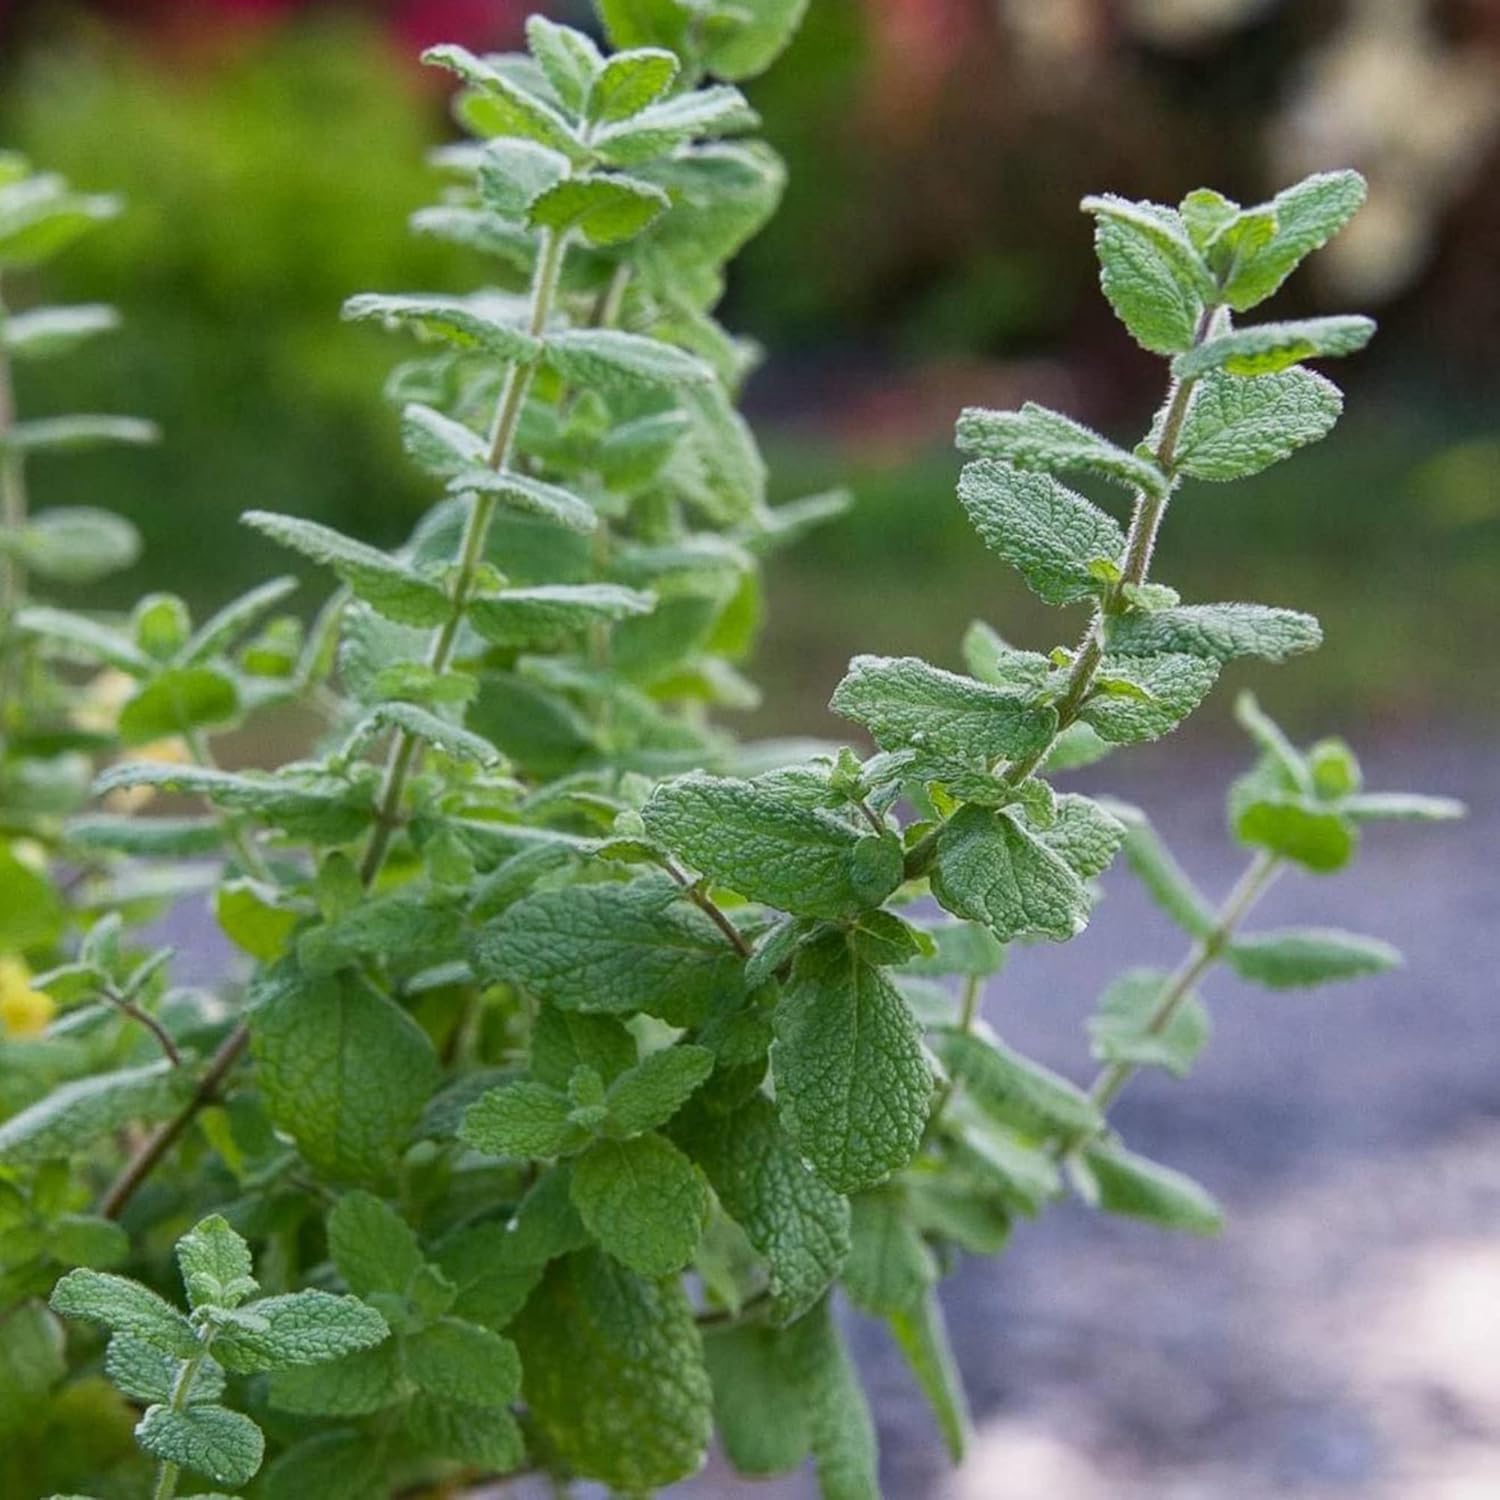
[956, 402, 1168, 498]
[1109, 602, 1321, 664]
[135, 1403, 264, 1488]
[570, 1133, 709, 1275]
[1174, 316, 1375, 380]
[1171, 369, 1342, 481]
[0, 1060, 184, 1167]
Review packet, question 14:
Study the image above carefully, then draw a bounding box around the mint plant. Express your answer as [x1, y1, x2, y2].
[0, 7, 1464, 1499]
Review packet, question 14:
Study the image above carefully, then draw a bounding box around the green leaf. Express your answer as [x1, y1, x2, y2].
[49, 1269, 197, 1357]
[243, 510, 450, 627]
[931, 1026, 1100, 1138]
[527, 172, 670, 245]
[931, 805, 1092, 943]
[642, 773, 903, 919]
[703, 1321, 813, 1475]
[702, 0, 812, 80]
[530, 1006, 637, 1091]
[1089, 968, 1209, 1077]
[604, 1044, 715, 1136]
[830, 654, 1057, 763]
[1038, 793, 1126, 880]
[1226, 928, 1400, 988]
[404, 1317, 521, 1407]
[327, 1192, 424, 1300]
[1080, 1143, 1223, 1235]
[956, 460, 1125, 606]
[588, 47, 680, 122]
[214, 878, 298, 961]
[526, 15, 603, 111]
[1170, 369, 1343, 481]
[106, 1335, 224, 1407]
[772, 932, 930, 1193]
[423, 45, 584, 156]
[445, 467, 597, 532]
[0, 1060, 184, 1168]
[592, 87, 758, 166]
[4, 414, 158, 453]
[901, 919, 1006, 979]
[889, 1291, 970, 1464]
[570, 1132, 709, 1275]
[4, 506, 140, 584]
[512, 1249, 712, 1491]
[177, 576, 299, 665]
[266, 1340, 407, 1418]
[68, 813, 224, 858]
[405, 1394, 526, 1471]
[343, 700, 502, 768]
[1106, 802, 1216, 938]
[675, 1092, 850, 1324]
[1, 303, 119, 360]
[400, 402, 487, 478]
[0, 175, 119, 268]
[15, 604, 150, 673]
[118, 666, 239, 745]
[1175, 316, 1376, 380]
[343, 291, 542, 360]
[251, 968, 439, 1184]
[475, 872, 743, 1027]
[135, 1403, 264, 1488]
[211, 1289, 389, 1373]
[51, 1213, 130, 1269]
[797, 1295, 880, 1500]
[1109, 602, 1322, 664]
[842, 1190, 936, 1317]
[1219, 170, 1367, 311]
[1233, 795, 1356, 873]
[468, 582, 654, 647]
[1081, 195, 1210, 354]
[1080, 652, 1219, 744]
[475, 137, 571, 214]
[544, 328, 714, 389]
[461, 1080, 582, 1159]
[957, 402, 1169, 498]
[176, 1215, 257, 1311]
[1343, 791, 1466, 823]
[260, 1431, 387, 1500]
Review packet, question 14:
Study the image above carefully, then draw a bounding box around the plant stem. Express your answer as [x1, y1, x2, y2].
[186, 728, 273, 883]
[902, 310, 1217, 883]
[150, 1344, 209, 1500]
[359, 228, 567, 889]
[1086, 849, 1280, 1120]
[104, 987, 182, 1066]
[926, 971, 981, 1136]
[664, 857, 752, 957]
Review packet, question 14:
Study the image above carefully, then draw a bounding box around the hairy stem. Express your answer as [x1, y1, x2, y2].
[360, 228, 567, 888]
[926, 971, 982, 1136]
[665, 858, 752, 957]
[150, 1342, 210, 1500]
[1086, 849, 1281, 1120]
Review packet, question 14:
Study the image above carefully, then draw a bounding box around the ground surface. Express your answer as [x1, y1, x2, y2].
[565, 729, 1496, 1500]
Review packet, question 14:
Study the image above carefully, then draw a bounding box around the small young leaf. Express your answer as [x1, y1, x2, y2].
[604, 1044, 715, 1136]
[526, 172, 670, 246]
[1081, 195, 1210, 354]
[570, 1132, 709, 1276]
[177, 576, 299, 665]
[592, 87, 758, 166]
[1232, 795, 1356, 873]
[135, 1403, 264, 1488]
[176, 1215, 257, 1311]
[588, 47, 680, 123]
[1080, 653, 1219, 744]
[956, 460, 1125, 606]
[1089, 968, 1209, 1077]
[5, 506, 140, 584]
[1109, 602, 1322, 664]
[15, 603, 151, 673]
[461, 1080, 582, 1159]
[1226, 928, 1400, 988]
[1174, 316, 1376, 380]
[423, 44, 584, 156]
[526, 15, 603, 112]
[1080, 1143, 1223, 1235]
[772, 931, 930, 1193]
[118, 666, 239, 745]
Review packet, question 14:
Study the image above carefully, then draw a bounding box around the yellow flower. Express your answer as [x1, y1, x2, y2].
[0, 956, 55, 1039]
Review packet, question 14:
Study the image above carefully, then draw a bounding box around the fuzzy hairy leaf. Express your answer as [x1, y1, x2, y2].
[342, 292, 540, 362]
[50, 1269, 197, 1357]
[327, 1192, 424, 1300]
[642, 773, 904, 919]
[404, 1317, 521, 1407]
[1106, 802, 1216, 938]
[405, 1394, 526, 1471]
[592, 86, 758, 166]
[1175, 316, 1375, 380]
[957, 402, 1169, 498]
[512, 1249, 712, 1491]
[1, 302, 119, 360]
[1171, 368, 1343, 480]
[1226, 928, 1400, 988]
[0, 1059, 184, 1167]
[604, 1044, 715, 1136]
[461, 1079, 582, 1159]
[1039, 793, 1126, 880]
[1082, 195, 1209, 354]
[1081, 653, 1219, 744]
[931, 806, 1092, 944]
[527, 171, 669, 245]
[135, 1403, 264, 1488]
[4, 413, 157, 454]
[570, 1132, 709, 1275]
[266, 1339, 408, 1418]
[544, 328, 714, 389]
[1109, 602, 1322, 664]
[4, 505, 140, 584]
[176, 1215, 256, 1311]
[105, 1336, 225, 1407]
[446, 467, 597, 533]
[251, 967, 439, 1184]
[343, 700, 502, 768]
[1089, 968, 1209, 1077]
[830, 654, 1057, 763]
[400, 402, 487, 477]
[475, 872, 742, 1027]
[424, 44, 584, 155]
[468, 582, 654, 647]
[243, 510, 450, 626]
[1232, 794, 1356, 873]
[211, 1290, 389, 1373]
[956, 460, 1125, 606]
[772, 932, 930, 1193]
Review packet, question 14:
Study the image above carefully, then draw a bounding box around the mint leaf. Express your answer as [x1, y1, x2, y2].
[1089, 968, 1209, 1077]
[796, 1295, 881, 1500]
[116, 665, 238, 745]
[526, 16, 603, 112]
[405, 1394, 526, 1471]
[1342, 792, 1465, 823]
[243, 510, 450, 627]
[475, 872, 743, 1027]
[0, 1059, 183, 1167]
[591, 87, 758, 166]
[260, 1431, 386, 1500]
[404, 1317, 521, 1407]
[772, 932, 930, 1193]
[1106, 802, 1216, 938]
[570, 1133, 709, 1275]
[1175, 315, 1376, 380]
[1082, 195, 1210, 354]
[676, 1093, 851, 1324]
[445, 467, 597, 533]
[266, 1340, 407, 1418]
[889, 1291, 970, 1464]
[176, 1215, 257, 1311]
[2, 302, 119, 361]
[105, 1335, 224, 1407]
[1171, 369, 1343, 481]
[544, 328, 714, 389]
[642, 774, 903, 919]
[1081, 652, 1219, 744]
[5, 413, 157, 454]
[931, 1026, 1100, 1138]
[604, 1044, 715, 1136]
[251, 968, 439, 1184]
[957, 402, 1169, 498]
[829, 654, 1057, 762]
[343, 700, 502, 768]
[400, 401, 487, 477]
[8, 505, 140, 585]
[703, 1322, 813, 1476]
[468, 583, 654, 647]
[529, 172, 671, 245]
[211, 1289, 388, 1373]
[956, 460, 1125, 605]
[512, 1250, 712, 1491]
[530, 1006, 637, 1090]
[1038, 793, 1125, 880]
[842, 1189, 937, 1317]
[1226, 927, 1400, 988]
[1232, 794, 1356, 873]
[931, 806, 1092, 943]
[461, 1080, 583, 1159]
[422, 45, 583, 156]
[327, 1192, 424, 1300]
[1109, 602, 1322, 664]
[135, 1403, 264, 1488]
[341, 292, 541, 363]
[1220, 170, 1367, 311]
[1080, 1143, 1223, 1235]
[50, 1269, 197, 1357]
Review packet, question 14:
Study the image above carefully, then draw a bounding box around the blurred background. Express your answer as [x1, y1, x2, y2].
[1, 2, 1496, 1497]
